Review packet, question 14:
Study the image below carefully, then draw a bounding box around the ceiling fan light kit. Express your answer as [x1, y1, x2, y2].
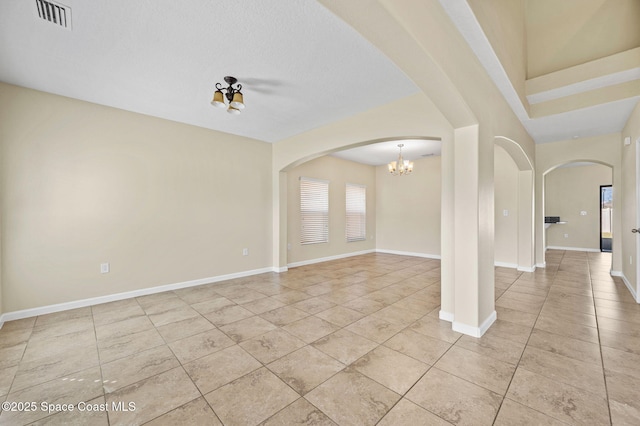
[211, 76, 245, 114]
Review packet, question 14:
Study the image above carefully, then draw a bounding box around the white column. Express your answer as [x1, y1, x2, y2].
[451, 124, 496, 337]
[440, 134, 455, 321]
[518, 170, 535, 271]
[535, 170, 546, 268]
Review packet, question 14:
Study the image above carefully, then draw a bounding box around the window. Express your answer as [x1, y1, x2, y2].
[300, 177, 329, 245]
[346, 183, 366, 242]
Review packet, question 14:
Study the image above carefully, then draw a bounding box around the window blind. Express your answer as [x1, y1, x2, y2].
[346, 183, 366, 242]
[300, 177, 329, 245]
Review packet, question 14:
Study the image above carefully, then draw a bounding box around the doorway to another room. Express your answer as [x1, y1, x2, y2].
[600, 185, 612, 252]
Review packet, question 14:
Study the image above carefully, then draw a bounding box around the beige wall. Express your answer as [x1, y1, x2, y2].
[286, 156, 375, 264]
[526, 0, 640, 78]
[494, 146, 519, 265]
[468, 0, 528, 109]
[375, 156, 441, 256]
[622, 102, 640, 297]
[545, 164, 612, 250]
[0, 83, 273, 312]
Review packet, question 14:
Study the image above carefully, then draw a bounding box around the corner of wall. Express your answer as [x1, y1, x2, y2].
[0, 83, 274, 313]
[623, 103, 640, 299]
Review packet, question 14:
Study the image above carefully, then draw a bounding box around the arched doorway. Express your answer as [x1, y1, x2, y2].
[494, 137, 535, 272]
[275, 136, 442, 270]
[542, 160, 615, 271]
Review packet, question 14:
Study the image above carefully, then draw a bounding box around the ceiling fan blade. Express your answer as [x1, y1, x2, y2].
[239, 77, 285, 88]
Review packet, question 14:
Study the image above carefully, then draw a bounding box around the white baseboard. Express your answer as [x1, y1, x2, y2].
[619, 273, 639, 303]
[1, 248, 433, 328]
[375, 249, 441, 259]
[286, 249, 376, 268]
[0, 266, 279, 328]
[610, 270, 622, 277]
[494, 261, 518, 269]
[546, 246, 601, 253]
[536, 262, 546, 269]
[493, 262, 536, 272]
[439, 310, 454, 322]
[452, 310, 497, 338]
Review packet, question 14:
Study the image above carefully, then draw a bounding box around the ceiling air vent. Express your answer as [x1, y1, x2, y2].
[34, 0, 71, 30]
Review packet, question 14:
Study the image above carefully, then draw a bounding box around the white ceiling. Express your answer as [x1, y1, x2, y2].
[0, 0, 417, 143]
[525, 68, 640, 104]
[330, 138, 442, 166]
[2, 0, 636, 165]
[439, 0, 639, 145]
[527, 97, 640, 144]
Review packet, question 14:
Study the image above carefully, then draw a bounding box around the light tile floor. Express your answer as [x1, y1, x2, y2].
[0, 250, 638, 425]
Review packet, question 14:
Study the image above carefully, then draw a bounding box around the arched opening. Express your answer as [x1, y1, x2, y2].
[276, 136, 441, 270]
[542, 160, 614, 271]
[280, 136, 441, 172]
[494, 137, 535, 272]
[494, 145, 519, 268]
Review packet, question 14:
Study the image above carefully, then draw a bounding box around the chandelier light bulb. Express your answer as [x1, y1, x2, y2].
[388, 143, 413, 176]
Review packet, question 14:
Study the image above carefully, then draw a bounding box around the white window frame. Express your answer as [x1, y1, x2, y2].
[346, 183, 366, 242]
[300, 177, 329, 245]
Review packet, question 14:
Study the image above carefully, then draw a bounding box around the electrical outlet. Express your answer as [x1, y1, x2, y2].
[503, 209, 509, 217]
[564, 234, 569, 238]
[287, 243, 291, 251]
[242, 248, 249, 256]
[580, 211, 587, 216]
[100, 263, 110, 274]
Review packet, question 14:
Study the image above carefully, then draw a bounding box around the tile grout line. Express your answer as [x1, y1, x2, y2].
[260, 264, 445, 425]
[160, 275, 377, 425]
[2, 309, 104, 426]
[90, 304, 110, 426]
[0, 255, 419, 424]
[587, 252, 613, 426]
[212, 259, 446, 424]
[1, 324, 33, 407]
[491, 251, 561, 425]
[378, 333, 462, 425]
[11, 253, 621, 425]
[94, 294, 224, 425]
[0, 323, 32, 424]
[142, 293, 226, 426]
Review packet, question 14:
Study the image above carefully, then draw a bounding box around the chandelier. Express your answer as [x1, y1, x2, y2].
[211, 76, 245, 114]
[388, 144, 414, 176]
